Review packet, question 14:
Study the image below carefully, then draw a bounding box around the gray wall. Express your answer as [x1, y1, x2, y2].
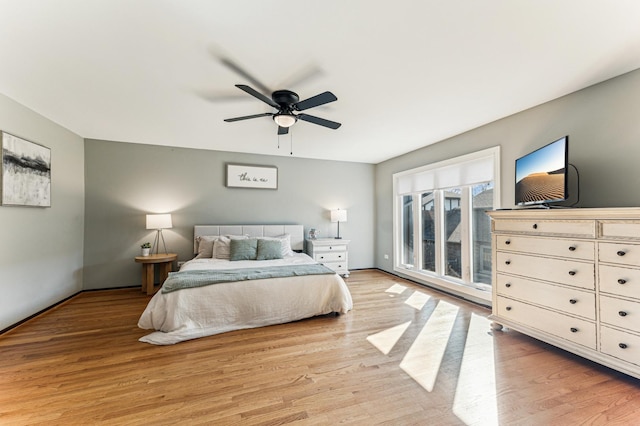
[0, 93, 85, 330]
[84, 140, 375, 290]
[4, 66, 639, 327]
[375, 68, 640, 273]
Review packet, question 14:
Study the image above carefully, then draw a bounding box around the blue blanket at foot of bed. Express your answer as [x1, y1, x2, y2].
[161, 263, 336, 293]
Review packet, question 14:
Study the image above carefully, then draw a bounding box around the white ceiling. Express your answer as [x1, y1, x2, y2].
[1, 1, 639, 164]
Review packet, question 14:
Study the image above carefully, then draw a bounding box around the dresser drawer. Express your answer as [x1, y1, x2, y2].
[600, 326, 640, 367]
[600, 221, 640, 241]
[496, 274, 595, 320]
[314, 252, 346, 262]
[598, 264, 640, 300]
[312, 244, 347, 253]
[496, 235, 594, 261]
[319, 261, 348, 274]
[493, 219, 595, 237]
[600, 295, 640, 334]
[496, 296, 596, 349]
[496, 252, 595, 290]
[599, 242, 640, 267]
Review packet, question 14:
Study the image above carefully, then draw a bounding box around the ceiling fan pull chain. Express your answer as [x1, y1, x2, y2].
[290, 131, 294, 155]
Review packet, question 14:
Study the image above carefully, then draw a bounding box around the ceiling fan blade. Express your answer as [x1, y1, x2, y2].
[278, 126, 289, 135]
[224, 112, 273, 122]
[297, 114, 341, 129]
[235, 84, 279, 109]
[275, 64, 324, 90]
[219, 57, 271, 94]
[198, 89, 251, 103]
[294, 91, 337, 111]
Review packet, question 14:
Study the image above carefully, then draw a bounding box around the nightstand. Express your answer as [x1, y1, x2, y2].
[306, 238, 350, 277]
[134, 253, 177, 295]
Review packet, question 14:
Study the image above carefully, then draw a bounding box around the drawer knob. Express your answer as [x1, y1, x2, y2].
[505, 240, 511, 245]
[619, 343, 628, 349]
[619, 311, 628, 317]
[533, 224, 538, 229]
[568, 270, 576, 276]
[568, 246, 576, 251]
[569, 299, 577, 304]
[338, 255, 342, 258]
[570, 327, 578, 333]
[505, 260, 511, 265]
[618, 279, 627, 285]
[506, 306, 512, 311]
[320, 256, 324, 259]
[617, 250, 626, 257]
[505, 283, 512, 288]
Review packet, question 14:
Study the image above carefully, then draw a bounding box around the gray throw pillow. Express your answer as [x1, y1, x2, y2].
[256, 239, 283, 260]
[229, 238, 258, 261]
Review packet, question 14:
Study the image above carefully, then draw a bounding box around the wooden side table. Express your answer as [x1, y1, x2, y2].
[134, 253, 177, 295]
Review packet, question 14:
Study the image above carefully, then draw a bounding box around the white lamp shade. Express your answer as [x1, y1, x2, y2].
[331, 209, 347, 223]
[146, 214, 172, 229]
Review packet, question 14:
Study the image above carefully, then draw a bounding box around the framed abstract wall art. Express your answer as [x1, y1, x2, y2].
[1, 131, 51, 207]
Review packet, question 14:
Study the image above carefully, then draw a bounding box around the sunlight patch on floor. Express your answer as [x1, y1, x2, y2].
[404, 290, 430, 310]
[399, 300, 459, 392]
[366, 321, 412, 355]
[453, 313, 498, 426]
[385, 283, 407, 295]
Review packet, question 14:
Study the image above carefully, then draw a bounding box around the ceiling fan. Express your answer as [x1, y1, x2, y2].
[224, 84, 341, 135]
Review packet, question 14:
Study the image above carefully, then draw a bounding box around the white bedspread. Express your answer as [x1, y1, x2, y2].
[137, 253, 353, 345]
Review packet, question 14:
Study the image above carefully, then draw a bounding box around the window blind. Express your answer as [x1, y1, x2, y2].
[395, 148, 497, 195]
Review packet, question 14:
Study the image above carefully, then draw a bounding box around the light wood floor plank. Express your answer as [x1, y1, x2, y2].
[1, 269, 639, 425]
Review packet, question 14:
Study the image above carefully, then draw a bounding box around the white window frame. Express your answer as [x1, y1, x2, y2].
[392, 147, 501, 303]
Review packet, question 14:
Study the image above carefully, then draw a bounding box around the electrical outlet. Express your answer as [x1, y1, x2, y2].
[384, 254, 389, 260]
[177, 261, 186, 268]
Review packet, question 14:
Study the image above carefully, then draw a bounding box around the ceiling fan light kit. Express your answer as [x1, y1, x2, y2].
[224, 84, 341, 133]
[273, 113, 297, 128]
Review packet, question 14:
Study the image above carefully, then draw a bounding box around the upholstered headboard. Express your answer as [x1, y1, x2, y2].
[193, 225, 304, 253]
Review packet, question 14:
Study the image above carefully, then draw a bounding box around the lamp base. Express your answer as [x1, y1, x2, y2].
[334, 237, 342, 239]
[152, 229, 169, 255]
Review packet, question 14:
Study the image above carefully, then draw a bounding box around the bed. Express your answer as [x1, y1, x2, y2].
[137, 225, 353, 345]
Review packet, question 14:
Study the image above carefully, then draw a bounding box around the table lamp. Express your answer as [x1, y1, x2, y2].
[146, 214, 172, 254]
[330, 209, 347, 239]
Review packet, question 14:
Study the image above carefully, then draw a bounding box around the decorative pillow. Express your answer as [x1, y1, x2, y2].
[256, 239, 283, 260]
[195, 235, 220, 259]
[229, 238, 258, 261]
[259, 234, 294, 257]
[214, 235, 249, 259]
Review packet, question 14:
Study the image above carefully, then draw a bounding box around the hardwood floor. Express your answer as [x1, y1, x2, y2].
[1, 270, 639, 425]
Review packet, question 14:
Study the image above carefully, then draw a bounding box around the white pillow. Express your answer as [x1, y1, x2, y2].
[195, 235, 220, 259]
[259, 234, 294, 257]
[213, 235, 249, 259]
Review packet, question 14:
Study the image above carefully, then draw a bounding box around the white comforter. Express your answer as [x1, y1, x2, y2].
[137, 253, 353, 345]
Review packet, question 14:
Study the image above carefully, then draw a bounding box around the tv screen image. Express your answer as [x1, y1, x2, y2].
[515, 136, 568, 205]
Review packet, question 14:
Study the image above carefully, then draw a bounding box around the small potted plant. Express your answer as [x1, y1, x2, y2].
[141, 242, 151, 257]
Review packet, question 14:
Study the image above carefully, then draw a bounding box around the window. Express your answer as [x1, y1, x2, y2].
[421, 192, 435, 272]
[444, 187, 462, 279]
[401, 195, 414, 267]
[393, 147, 500, 302]
[472, 182, 494, 284]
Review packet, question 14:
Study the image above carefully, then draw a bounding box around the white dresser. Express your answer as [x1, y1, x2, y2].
[487, 208, 640, 379]
[306, 238, 350, 277]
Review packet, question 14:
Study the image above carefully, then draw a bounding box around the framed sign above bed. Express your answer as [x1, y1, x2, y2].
[226, 163, 277, 189]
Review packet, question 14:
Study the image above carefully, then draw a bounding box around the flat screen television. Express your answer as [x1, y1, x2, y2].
[515, 136, 568, 206]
